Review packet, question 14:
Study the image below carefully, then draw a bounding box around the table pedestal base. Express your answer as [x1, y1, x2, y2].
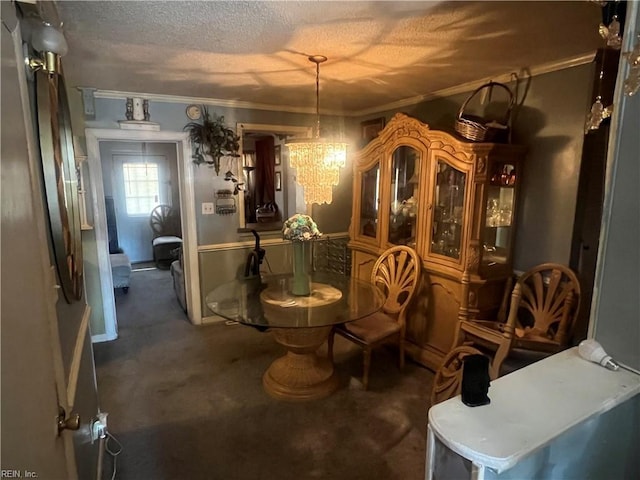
[262, 326, 339, 401]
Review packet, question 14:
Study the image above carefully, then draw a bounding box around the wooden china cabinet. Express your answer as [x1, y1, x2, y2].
[348, 113, 526, 371]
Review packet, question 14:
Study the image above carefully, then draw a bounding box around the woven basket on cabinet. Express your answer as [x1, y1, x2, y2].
[454, 82, 514, 142]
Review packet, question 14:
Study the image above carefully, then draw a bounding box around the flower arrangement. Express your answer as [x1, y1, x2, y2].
[282, 214, 322, 241]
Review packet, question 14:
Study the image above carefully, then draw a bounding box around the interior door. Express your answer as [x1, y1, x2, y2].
[112, 153, 171, 263]
[1, 6, 101, 479]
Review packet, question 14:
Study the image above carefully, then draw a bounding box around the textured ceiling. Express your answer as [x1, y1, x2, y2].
[54, 1, 602, 114]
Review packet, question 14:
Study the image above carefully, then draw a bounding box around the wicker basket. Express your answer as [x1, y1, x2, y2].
[455, 82, 514, 142]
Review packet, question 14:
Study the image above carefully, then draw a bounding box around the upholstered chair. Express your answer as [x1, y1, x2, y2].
[328, 245, 421, 390]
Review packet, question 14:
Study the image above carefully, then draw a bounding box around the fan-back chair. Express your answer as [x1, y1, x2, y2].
[452, 263, 581, 380]
[150, 204, 182, 268]
[328, 245, 420, 390]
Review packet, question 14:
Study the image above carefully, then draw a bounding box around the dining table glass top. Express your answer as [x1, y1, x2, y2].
[206, 271, 385, 329]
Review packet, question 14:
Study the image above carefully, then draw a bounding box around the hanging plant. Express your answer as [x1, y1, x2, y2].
[184, 106, 240, 175]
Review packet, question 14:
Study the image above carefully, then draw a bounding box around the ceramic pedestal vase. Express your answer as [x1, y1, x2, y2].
[291, 241, 312, 296]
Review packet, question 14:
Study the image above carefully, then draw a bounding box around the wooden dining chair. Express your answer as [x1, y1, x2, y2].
[328, 245, 421, 390]
[451, 263, 581, 380]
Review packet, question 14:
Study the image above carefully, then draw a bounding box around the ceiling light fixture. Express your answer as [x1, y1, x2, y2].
[286, 55, 347, 205]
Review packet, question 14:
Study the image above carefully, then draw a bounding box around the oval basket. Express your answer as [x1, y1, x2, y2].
[455, 82, 514, 142]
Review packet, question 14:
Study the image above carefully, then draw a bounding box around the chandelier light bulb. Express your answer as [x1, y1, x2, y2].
[578, 339, 619, 371]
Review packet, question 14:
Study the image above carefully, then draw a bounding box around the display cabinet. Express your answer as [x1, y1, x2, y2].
[349, 113, 526, 371]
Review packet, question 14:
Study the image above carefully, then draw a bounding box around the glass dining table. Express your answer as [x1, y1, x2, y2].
[206, 271, 384, 401]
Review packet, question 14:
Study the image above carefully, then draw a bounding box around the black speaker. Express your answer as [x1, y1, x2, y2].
[461, 354, 491, 407]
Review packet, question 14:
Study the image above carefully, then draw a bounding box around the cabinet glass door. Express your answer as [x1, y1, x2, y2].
[388, 146, 419, 247]
[482, 162, 516, 267]
[359, 163, 380, 238]
[431, 160, 466, 260]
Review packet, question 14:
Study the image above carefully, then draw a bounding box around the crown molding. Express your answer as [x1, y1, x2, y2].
[84, 52, 596, 119]
[89, 90, 338, 116]
[354, 52, 597, 117]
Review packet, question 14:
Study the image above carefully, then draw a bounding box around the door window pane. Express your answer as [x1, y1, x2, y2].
[122, 163, 160, 215]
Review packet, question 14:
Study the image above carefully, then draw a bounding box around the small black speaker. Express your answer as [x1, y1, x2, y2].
[461, 354, 491, 407]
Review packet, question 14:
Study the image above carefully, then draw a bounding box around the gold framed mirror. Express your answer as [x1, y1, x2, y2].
[36, 69, 83, 302]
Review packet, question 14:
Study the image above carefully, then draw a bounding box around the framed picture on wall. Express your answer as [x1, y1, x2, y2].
[274, 145, 281, 165]
[275, 171, 282, 191]
[360, 117, 385, 147]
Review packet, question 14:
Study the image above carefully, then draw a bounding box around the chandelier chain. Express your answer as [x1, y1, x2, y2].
[315, 60, 320, 138]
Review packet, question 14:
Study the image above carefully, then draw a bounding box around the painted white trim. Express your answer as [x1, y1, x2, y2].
[85, 128, 202, 333]
[66, 305, 90, 410]
[85, 133, 118, 340]
[198, 237, 289, 253]
[87, 53, 595, 117]
[91, 89, 338, 116]
[178, 131, 202, 324]
[197, 231, 349, 253]
[91, 333, 118, 343]
[237, 123, 312, 136]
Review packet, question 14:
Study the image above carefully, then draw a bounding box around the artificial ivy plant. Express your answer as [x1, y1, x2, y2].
[184, 106, 240, 175]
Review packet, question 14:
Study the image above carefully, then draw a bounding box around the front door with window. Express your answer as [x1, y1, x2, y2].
[113, 154, 171, 262]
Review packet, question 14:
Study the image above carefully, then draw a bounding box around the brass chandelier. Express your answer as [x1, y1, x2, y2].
[286, 55, 347, 205]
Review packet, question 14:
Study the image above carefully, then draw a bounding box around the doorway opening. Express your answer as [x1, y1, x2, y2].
[85, 129, 200, 342]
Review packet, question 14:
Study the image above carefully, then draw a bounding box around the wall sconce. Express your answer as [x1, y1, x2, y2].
[25, 21, 68, 75]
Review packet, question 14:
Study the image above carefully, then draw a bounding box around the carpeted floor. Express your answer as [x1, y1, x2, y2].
[94, 268, 436, 480]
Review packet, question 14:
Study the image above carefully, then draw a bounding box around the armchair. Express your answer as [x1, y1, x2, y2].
[150, 204, 182, 269]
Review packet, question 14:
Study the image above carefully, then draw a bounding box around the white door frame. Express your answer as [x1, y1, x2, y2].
[86, 129, 201, 340]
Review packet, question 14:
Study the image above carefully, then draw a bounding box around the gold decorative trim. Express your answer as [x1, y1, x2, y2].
[466, 245, 480, 271]
[476, 156, 487, 174]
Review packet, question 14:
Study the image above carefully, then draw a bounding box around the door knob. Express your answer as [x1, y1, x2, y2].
[57, 406, 81, 434]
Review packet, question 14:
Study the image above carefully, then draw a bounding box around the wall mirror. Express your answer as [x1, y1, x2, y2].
[36, 69, 83, 302]
[236, 123, 311, 231]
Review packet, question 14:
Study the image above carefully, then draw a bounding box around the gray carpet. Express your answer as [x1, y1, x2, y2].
[94, 267, 435, 480]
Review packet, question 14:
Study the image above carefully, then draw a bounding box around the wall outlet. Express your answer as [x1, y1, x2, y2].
[202, 202, 214, 215]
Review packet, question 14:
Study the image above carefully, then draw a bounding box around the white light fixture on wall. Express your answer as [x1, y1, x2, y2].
[25, 21, 68, 75]
[286, 55, 347, 205]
